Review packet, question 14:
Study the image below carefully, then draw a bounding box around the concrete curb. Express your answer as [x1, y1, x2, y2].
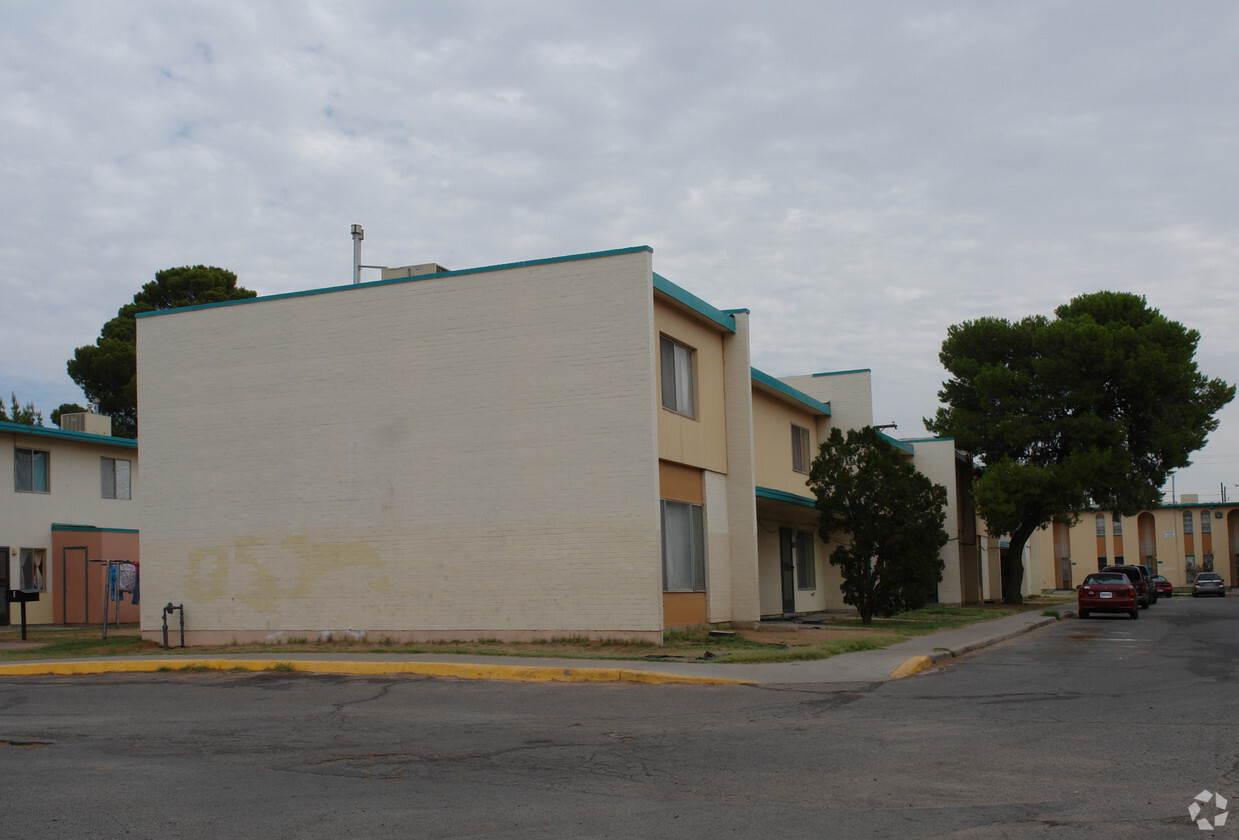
[887, 614, 1063, 679]
[0, 658, 757, 686]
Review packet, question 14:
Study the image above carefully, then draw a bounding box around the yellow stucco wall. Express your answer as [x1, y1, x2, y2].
[654, 297, 728, 474]
[1034, 505, 1239, 589]
[751, 389, 818, 497]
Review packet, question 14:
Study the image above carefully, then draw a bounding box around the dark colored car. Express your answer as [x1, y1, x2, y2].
[1078, 572, 1139, 619]
[1135, 564, 1159, 603]
[1192, 572, 1226, 597]
[1152, 575, 1173, 598]
[1103, 565, 1153, 608]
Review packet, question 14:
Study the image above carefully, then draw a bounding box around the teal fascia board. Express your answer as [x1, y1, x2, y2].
[0, 420, 137, 449]
[756, 486, 818, 508]
[652, 273, 736, 333]
[52, 523, 140, 534]
[137, 246, 657, 319]
[750, 368, 831, 415]
[900, 436, 953, 444]
[879, 431, 914, 455]
[811, 368, 871, 377]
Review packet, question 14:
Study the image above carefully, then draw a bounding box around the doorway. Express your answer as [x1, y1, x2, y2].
[779, 528, 796, 613]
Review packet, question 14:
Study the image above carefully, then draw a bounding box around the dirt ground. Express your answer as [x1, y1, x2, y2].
[733, 625, 893, 646]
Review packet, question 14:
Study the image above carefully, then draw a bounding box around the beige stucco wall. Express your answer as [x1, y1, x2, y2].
[137, 249, 666, 642]
[654, 298, 728, 474]
[906, 438, 967, 604]
[1, 429, 139, 625]
[779, 370, 873, 433]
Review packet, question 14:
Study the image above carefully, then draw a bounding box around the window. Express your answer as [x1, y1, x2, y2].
[101, 457, 131, 500]
[14, 448, 49, 493]
[1183, 511, 1194, 535]
[1097, 557, 1107, 571]
[661, 499, 705, 591]
[19, 548, 45, 592]
[1201, 512, 1211, 534]
[1095, 514, 1106, 536]
[791, 424, 811, 474]
[659, 335, 695, 418]
[796, 531, 816, 589]
[1112, 514, 1122, 536]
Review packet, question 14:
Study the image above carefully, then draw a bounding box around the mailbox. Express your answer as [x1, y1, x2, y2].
[7, 588, 41, 641]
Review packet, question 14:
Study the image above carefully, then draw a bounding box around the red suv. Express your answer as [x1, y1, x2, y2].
[1102, 565, 1153, 609]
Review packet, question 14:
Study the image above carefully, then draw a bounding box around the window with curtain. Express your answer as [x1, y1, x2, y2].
[1201, 512, 1211, 534]
[1112, 514, 1122, 536]
[661, 499, 705, 591]
[791, 424, 811, 474]
[14, 448, 49, 493]
[20, 547, 45, 591]
[1095, 514, 1106, 536]
[659, 335, 696, 418]
[1183, 511, 1194, 534]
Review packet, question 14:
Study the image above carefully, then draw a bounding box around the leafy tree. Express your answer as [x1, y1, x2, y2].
[67, 266, 256, 438]
[927, 291, 1234, 604]
[51, 403, 89, 428]
[1, 392, 44, 426]
[808, 426, 949, 624]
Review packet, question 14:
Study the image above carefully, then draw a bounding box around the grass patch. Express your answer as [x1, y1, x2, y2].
[1, 600, 1055, 666]
[0, 631, 149, 661]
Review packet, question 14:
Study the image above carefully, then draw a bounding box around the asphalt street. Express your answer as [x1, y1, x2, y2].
[1, 593, 1235, 839]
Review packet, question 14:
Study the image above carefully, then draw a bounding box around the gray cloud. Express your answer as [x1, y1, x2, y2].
[2, 0, 1235, 497]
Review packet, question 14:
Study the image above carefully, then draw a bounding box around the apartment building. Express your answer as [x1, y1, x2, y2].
[135, 245, 985, 644]
[2, 415, 140, 627]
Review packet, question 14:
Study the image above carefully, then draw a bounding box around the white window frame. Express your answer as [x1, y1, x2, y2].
[14, 447, 49, 493]
[101, 457, 131, 500]
[659, 335, 696, 418]
[1095, 514, 1106, 537]
[660, 499, 705, 592]
[791, 424, 811, 474]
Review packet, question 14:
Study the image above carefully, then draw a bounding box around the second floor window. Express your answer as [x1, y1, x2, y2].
[792, 424, 811, 474]
[101, 457, 131, 500]
[14, 448, 49, 493]
[1183, 511, 1194, 535]
[659, 335, 696, 418]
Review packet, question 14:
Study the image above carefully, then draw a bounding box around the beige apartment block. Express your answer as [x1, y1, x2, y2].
[1033, 501, 1239, 591]
[2, 416, 140, 627]
[135, 245, 985, 645]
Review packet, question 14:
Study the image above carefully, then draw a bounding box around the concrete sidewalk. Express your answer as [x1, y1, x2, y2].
[0, 609, 1065, 686]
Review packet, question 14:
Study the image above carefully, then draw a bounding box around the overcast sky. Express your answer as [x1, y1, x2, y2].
[3, 1, 1236, 502]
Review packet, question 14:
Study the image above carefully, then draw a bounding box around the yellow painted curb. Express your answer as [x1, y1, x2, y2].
[0, 659, 756, 686]
[888, 655, 936, 679]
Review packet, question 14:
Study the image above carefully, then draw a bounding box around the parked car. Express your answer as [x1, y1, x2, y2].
[1192, 572, 1226, 597]
[1102, 565, 1153, 608]
[1151, 575, 1173, 598]
[1078, 572, 1139, 619]
[1135, 564, 1159, 603]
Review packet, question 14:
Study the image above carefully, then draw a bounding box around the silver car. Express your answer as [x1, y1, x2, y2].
[1192, 572, 1226, 597]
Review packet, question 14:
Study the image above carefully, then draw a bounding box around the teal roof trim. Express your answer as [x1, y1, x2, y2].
[750, 368, 831, 415]
[0, 420, 137, 449]
[756, 486, 818, 508]
[811, 368, 870, 377]
[137, 246, 657, 318]
[652, 273, 736, 333]
[879, 431, 914, 455]
[900, 436, 953, 444]
[52, 523, 140, 534]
